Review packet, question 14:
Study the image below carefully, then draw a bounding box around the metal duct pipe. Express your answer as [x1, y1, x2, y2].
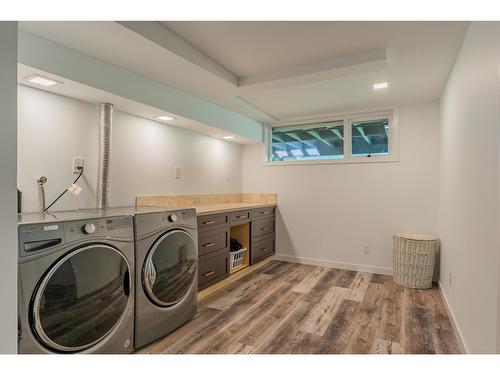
[96, 103, 113, 209]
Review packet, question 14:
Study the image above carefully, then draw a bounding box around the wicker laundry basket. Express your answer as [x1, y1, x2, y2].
[393, 232, 439, 289]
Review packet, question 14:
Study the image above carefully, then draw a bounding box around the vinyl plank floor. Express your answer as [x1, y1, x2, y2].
[138, 260, 462, 354]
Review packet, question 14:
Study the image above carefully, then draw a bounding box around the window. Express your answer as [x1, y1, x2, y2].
[268, 110, 396, 164]
[351, 118, 389, 157]
[271, 120, 344, 161]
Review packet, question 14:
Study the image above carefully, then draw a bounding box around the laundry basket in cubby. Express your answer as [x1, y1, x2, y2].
[393, 232, 439, 289]
[229, 247, 247, 272]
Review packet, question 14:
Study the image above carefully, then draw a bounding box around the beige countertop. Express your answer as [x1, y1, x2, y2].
[193, 202, 276, 215]
[136, 193, 277, 216]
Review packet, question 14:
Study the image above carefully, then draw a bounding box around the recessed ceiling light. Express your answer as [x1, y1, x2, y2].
[25, 74, 61, 87]
[157, 115, 175, 121]
[222, 136, 235, 140]
[373, 82, 389, 90]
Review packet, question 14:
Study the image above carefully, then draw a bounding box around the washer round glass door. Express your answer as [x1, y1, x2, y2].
[32, 245, 130, 352]
[143, 229, 197, 307]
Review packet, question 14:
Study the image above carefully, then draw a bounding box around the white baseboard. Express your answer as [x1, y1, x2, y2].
[274, 253, 393, 275]
[437, 280, 468, 354]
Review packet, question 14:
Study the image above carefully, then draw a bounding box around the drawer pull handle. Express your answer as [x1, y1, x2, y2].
[260, 211, 270, 215]
[261, 226, 272, 231]
[260, 247, 268, 252]
[236, 215, 247, 219]
[203, 271, 215, 277]
[203, 220, 216, 225]
[203, 242, 215, 247]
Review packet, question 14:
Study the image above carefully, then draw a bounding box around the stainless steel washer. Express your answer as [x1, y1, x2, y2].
[17, 210, 135, 354]
[131, 207, 198, 349]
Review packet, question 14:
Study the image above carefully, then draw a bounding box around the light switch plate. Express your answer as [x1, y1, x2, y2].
[174, 166, 181, 179]
[73, 157, 84, 174]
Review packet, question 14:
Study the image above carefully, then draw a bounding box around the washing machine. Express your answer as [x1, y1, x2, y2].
[17, 210, 135, 354]
[131, 207, 198, 349]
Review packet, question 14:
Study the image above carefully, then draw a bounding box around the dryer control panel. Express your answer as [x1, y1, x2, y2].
[134, 208, 197, 238]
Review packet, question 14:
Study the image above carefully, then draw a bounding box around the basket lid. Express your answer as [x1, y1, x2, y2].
[394, 232, 439, 241]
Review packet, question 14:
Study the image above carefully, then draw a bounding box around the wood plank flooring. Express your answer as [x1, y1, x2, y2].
[138, 259, 461, 354]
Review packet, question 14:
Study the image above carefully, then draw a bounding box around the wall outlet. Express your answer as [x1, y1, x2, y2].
[448, 272, 453, 286]
[73, 157, 84, 174]
[363, 245, 371, 254]
[174, 166, 181, 179]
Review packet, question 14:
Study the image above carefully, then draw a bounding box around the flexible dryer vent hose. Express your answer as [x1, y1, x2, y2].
[96, 103, 113, 209]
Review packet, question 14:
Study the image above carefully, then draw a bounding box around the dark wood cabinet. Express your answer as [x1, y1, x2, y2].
[230, 210, 251, 226]
[251, 216, 275, 241]
[197, 206, 276, 291]
[198, 248, 229, 289]
[197, 213, 229, 230]
[197, 212, 230, 291]
[251, 206, 275, 220]
[198, 228, 229, 257]
[250, 236, 275, 264]
[249, 207, 276, 265]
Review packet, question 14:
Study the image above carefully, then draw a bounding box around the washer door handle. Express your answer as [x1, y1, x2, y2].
[144, 260, 157, 292]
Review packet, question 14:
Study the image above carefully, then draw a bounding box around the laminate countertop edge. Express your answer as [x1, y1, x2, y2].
[193, 202, 276, 216]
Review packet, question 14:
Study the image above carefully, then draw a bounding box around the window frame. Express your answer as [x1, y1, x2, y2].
[264, 108, 399, 166]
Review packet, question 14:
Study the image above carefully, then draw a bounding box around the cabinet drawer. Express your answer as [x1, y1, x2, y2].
[230, 210, 251, 226]
[198, 229, 228, 256]
[198, 249, 229, 290]
[251, 236, 275, 264]
[252, 206, 275, 220]
[251, 216, 275, 240]
[198, 213, 229, 230]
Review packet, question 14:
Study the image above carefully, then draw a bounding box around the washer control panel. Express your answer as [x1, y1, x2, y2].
[83, 222, 96, 234]
[18, 216, 133, 258]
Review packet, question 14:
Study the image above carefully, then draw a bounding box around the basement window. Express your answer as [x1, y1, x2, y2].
[271, 120, 344, 161]
[351, 118, 389, 157]
[267, 110, 397, 165]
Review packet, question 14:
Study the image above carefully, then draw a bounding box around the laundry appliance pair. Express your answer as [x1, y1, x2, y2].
[17, 206, 198, 353]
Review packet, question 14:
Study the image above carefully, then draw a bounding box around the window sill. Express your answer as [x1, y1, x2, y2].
[262, 156, 399, 167]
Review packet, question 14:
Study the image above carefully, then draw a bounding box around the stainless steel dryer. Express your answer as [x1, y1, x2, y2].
[132, 207, 198, 349]
[17, 210, 135, 354]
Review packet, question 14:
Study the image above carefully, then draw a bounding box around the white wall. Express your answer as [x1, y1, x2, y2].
[242, 101, 440, 274]
[18, 85, 243, 213]
[438, 22, 500, 354]
[0, 22, 18, 353]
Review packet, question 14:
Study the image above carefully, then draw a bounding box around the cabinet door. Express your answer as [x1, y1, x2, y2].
[230, 210, 251, 226]
[251, 216, 275, 241]
[198, 228, 228, 256]
[251, 236, 275, 264]
[198, 213, 229, 230]
[251, 206, 275, 220]
[198, 249, 229, 290]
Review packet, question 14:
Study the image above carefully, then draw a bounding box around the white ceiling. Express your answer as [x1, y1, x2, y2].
[18, 64, 254, 144]
[164, 21, 395, 78]
[20, 21, 468, 124]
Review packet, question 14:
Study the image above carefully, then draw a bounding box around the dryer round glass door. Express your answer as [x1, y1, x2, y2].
[143, 229, 197, 307]
[32, 245, 131, 352]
